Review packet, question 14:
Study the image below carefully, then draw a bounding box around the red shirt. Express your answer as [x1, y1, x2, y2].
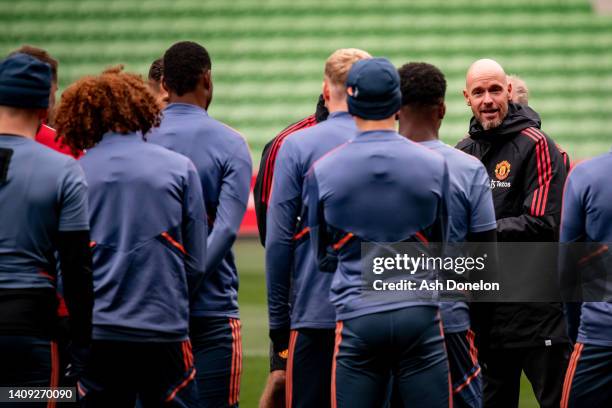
[35, 124, 82, 159]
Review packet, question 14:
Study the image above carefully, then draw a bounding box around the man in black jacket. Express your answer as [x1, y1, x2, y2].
[456, 59, 570, 408]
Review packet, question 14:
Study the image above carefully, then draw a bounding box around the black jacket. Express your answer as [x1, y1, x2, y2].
[457, 103, 567, 242]
[456, 103, 569, 348]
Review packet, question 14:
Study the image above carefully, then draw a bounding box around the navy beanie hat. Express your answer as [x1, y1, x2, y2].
[0, 53, 52, 109]
[346, 57, 401, 120]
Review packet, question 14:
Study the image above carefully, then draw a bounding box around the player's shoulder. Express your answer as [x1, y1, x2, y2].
[264, 115, 318, 151]
[309, 139, 351, 175]
[206, 116, 250, 151]
[516, 126, 555, 148]
[147, 141, 193, 165]
[280, 115, 323, 144]
[568, 152, 612, 182]
[405, 138, 446, 167]
[27, 137, 76, 169]
[438, 142, 486, 173]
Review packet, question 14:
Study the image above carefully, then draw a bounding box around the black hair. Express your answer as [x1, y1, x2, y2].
[163, 41, 211, 96]
[398, 62, 446, 108]
[315, 94, 329, 122]
[148, 57, 163, 82]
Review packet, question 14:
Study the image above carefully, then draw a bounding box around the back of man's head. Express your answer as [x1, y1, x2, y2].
[9, 45, 58, 83]
[398, 62, 446, 109]
[507, 74, 529, 105]
[148, 57, 163, 84]
[147, 57, 166, 104]
[0, 53, 52, 110]
[325, 48, 372, 87]
[346, 57, 401, 121]
[163, 41, 211, 96]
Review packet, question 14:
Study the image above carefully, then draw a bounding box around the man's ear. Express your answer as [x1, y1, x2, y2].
[162, 75, 170, 94]
[439, 102, 446, 120]
[202, 70, 212, 92]
[463, 89, 470, 105]
[322, 79, 331, 103]
[507, 81, 513, 101]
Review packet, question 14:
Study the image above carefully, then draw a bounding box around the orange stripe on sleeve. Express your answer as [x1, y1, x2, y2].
[332, 233, 354, 251]
[415, 231, 429, 245]
[161, 232, 187, 255]
[293, 227, 310, 240]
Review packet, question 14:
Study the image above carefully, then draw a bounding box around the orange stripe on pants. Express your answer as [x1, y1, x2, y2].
[331, 322, 343, 408]
[285, 330, 299, 408]
[561, 343, 584, 408]
[228, 319, 242, 406]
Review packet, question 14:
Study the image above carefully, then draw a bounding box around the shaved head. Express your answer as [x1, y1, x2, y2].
[463, 59, 512, 130]
[465, 59, 507, 88]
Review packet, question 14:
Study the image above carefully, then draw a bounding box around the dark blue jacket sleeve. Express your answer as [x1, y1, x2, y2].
[304, 168, 330, 273]
[183, 160, 209, 297]
[559, 174, 584, 342]
[265, 141, 302, 330]
[206, 138, 252, 274]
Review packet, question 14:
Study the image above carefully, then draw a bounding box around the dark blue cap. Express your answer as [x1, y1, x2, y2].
[0, 53, 52, 109]
[346, 57, 401, 120]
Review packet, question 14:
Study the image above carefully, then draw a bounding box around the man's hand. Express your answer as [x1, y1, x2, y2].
[259, 370, 286, 408]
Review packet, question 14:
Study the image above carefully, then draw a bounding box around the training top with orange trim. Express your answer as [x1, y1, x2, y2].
[0, 134, 89, 289]
[420, 139, 497, 334]
[79, 131, 207, 341]
[149, 103, 252, 319]
[266, 111, 356, 330]
[304, 130, 450, 321]
[560, 150, 612, 347]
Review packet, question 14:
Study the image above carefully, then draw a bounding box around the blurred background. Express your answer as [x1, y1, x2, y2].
[2, 0, 611, 406]
[2, 0, 612, 160]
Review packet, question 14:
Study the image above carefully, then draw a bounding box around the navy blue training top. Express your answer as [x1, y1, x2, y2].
[421, 140, 497, 333]
[305, 130, 450, 321]
[266, 111, 356, 330]
[79, 131, 207, 341]
[0, 134, 89, 289]
[560, 150, 612, 347]
[149, 103, 252, 318]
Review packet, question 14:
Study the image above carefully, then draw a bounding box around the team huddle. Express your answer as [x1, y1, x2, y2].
[0, 41, 610, 408]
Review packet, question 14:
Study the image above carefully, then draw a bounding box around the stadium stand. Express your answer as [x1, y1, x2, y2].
[1, 0, 611, 161]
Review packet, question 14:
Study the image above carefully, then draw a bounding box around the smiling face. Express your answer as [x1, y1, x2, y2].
[464, 59, 512, 130]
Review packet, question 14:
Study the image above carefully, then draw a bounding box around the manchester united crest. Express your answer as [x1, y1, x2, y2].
[495, 160, 511, 181]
